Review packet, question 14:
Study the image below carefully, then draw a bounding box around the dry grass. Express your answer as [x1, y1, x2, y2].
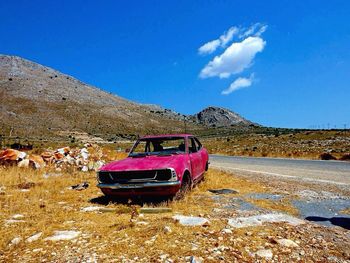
[0, 167, 347, 262]
[203, 130, 350, 160]
[340, 208, 350, 215]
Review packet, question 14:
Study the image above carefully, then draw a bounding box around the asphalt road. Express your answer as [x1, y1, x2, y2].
[209, 155, 350, 186]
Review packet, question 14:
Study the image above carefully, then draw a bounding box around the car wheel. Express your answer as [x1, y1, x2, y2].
[174, 174, 191, 200]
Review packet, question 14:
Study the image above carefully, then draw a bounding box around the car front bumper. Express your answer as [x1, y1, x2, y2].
[97, 181, 180, 189]
[97, 181, 181, 196]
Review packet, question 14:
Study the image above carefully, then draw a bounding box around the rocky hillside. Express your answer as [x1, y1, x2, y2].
[0, 55, 256, 141]
[0, 55, 198, 140]
[191, 106, 254, 127]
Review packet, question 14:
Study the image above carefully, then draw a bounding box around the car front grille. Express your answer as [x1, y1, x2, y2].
[98, 169, 173, 184]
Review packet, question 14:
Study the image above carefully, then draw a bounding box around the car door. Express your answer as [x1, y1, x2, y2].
[188, 137, 202, 180]
[193, 137, 207, 175]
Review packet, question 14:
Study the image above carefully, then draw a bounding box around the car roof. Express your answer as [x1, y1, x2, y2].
[140, 134, 193, 139]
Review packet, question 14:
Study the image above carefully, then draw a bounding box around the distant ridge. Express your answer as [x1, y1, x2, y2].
[0, 55, 256, 140]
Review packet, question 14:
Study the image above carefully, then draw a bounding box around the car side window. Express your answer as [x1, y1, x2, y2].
[194, 137, 202, 150]
[188, 138, 198, 153]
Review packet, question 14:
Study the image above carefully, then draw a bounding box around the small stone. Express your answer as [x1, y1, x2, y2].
[80, 206, 102, 212]
[9, 237, 22, 246]
[173, 215, 210, 226]
[12, 214, 24, 219]
[190, 256, 203, 263]
[44, 230, 80, 241]
[26, 232, 42, 242]
[164, 226, 172, 233]
[136, 221, 149, 226]
[277, 238, 299, 248]
[191, 245, 199, 251]
[5, 219, 25, 225]
[222, 228, 232, 234]
[255, 249, 273, 259]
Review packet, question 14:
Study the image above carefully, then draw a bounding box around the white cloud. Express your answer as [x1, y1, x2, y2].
[220, 27, 239, 47]
[198, 39, 221, 55]
[198, 26, 239, 55]
[255, 24, 268, 36]
[239, 23, 268, 38]
[221, 74, 254, 95]
[199, 36, 266, 79]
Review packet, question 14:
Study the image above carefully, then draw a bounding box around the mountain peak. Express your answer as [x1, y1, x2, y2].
[192, 106, 255, 127]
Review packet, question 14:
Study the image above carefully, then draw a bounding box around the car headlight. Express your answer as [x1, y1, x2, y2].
[169, 168, 178, 181]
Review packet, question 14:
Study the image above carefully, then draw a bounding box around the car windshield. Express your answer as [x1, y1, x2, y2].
[129, 137, 186, 157]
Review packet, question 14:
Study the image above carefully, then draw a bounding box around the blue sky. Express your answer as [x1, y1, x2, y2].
[1, 0, 350, 128]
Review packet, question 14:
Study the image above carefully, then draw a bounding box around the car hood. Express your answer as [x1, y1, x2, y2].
[100, 154, 186, 171]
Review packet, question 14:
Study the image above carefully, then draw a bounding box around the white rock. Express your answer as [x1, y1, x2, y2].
[18, 159, 30, 168]
[255, 249, 273, 259]
[277, 238, 299, 248]
[136, 221, 149, 226]
[80, 148, 89, 160]
[228, 213, 304, 228]
[173, 215, 210, 226]
[26, 232, 42, 242]
[164, 226, 172, 233]
[80, 206, 102, 212]
[144, 240, 153, 245]
[43, 173, 62, 179]
[9, 237, 22, 246]
[160, 254, 168, 260]
[5, 219, 25, 225]
[190, 256, 203, 263]
[44, 230, 81, 241]
[222, 228, 233, 234]
[57, 148, 66, 155]
[12, 214, 24, 219]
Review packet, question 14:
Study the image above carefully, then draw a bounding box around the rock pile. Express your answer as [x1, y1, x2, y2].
[0, 143, 105, 171]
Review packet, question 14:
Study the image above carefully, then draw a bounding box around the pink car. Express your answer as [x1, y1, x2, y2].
[97, 134, 209, 197]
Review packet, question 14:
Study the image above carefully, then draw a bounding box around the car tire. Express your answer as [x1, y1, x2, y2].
[174, 174, 191, 200]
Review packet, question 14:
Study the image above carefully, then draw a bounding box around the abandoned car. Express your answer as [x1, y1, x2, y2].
[97, 134, 209, 197]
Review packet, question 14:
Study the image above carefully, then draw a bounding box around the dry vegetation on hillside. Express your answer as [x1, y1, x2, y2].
[203, 130, 350, 160]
